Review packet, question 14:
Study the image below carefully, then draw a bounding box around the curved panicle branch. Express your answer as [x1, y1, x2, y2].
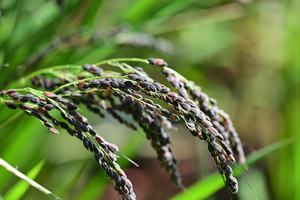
[0, 57, 245, 199]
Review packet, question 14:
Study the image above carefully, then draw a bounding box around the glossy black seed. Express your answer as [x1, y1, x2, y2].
[82, 83, 89, 89]
[12, 93, 22, 100]
[160, 86, 170, 93]
[167, 92, 178, 99]
[148, 84, 157, 92]
[110, 81, 119, 88]
[124, 81, 133, 88]
[7, 104, 17, 109]
[147, 58, 156, 65]
[61, 112, 67, 120]
[31, 110, 41, 118]
[83, 64, 91, 70]
[132, 93, 142, 99]
[150, 82, 160, 91]
[66, 117, 76, 125]
[200, 101, 209, 112]
[44, 112, 53, 120]
[230, 183, 238, 194]
[93, 145, 100, 155]
[38, 101, 47, 107]
[185, 99, 197, 108]
[74, 121, 83, 132]
[218, 153, 226, 163]
[19, 97, 28, 102]
[59, 122, 69, 129]
[76, 132, 83, 140]
[162, 69, 171, 76]
[124, 89, 133, 95]
[81, 124, 89, 132]
[139, 81, 149, 88]
[207, 143, 215, 153]
[174, 96, 185, 103]
[30, 97, 39, 104]
[154, 104, 162, 109]
[142, 115, 152, 124]
[92, 107, 100, 113]
[180, 103, 191, 111]
[190, 89, 200, 99]
[120, 176, 127, 186]
[178, 87, 189, 98]
[24, 111, 32, 116]
[208, 134, 216, 143]
[100, 81, 110, 89]
[44, 122, 54, 128]
[209, 98, 217, 105]
[128, 73, 138, 80]
[18, 104, 30, 110]
[135, 77, 145, 82]
[173, 101, 180, 111]
[58, 98, 69, 104]
[211, 149, 218, 158]
[143, 98, 154, 105]
[161, 109, 171, 118]
[24, 94, 34, 99]
[108, 144, 119, 153]
[83, 138, 89, 150]
[90, 80, 100, 88]
[52, 119, 59, 126]
[94, 69, 103, 76]
[112, 170, 119, 182]
[67, 128, 74, 136]
[67, 102, 78, 110]
[190, 107, 200, 115]
[195, 113, 205, 123]
[45, 104, 54, 111]
[220, 162, 228, 171]
[87, 140, 94, 152]
[118, 83, 127, 90]
[201, 120, 212, 128]
[170, 113, 180, 121]
[101, 162, 110, 173]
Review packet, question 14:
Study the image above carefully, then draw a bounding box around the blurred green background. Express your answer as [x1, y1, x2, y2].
[0, 0, 299, 199]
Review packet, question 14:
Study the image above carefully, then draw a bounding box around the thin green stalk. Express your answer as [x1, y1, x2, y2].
[12, 65, 82, 88]
[92, 58, 149, 66]
[0, 158, 62, 200]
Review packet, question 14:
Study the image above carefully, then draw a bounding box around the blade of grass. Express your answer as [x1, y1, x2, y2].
[277, 2, 300, 199]
[169, 137, 294, 200]
[0, 158, 61, 200]
[3, 160, 45, 200]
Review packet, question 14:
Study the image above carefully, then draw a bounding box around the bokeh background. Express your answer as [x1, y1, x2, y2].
[0, 0, 299, 199]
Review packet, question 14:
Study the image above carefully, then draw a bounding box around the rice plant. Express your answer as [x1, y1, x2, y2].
[1, 0, 298, 199]
[0, 57, 246, 199]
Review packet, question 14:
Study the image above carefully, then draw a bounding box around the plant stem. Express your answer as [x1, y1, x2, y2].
[0, 158, 62, 200]
[12, 65, 82, 88]
[92, 58, 149, 66]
